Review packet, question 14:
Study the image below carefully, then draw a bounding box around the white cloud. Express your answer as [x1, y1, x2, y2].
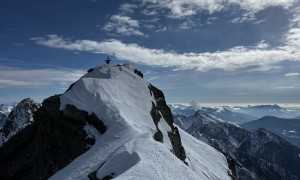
[285, 72, 300, 76]
[139, 0, 295, 18]
[231, 12, 256, 23]
[102, 15, 145, 36]
[253, 19, 267, 25]
[206, 17, 218, 25]
[119, 3, 138, 13]
[31, 34, 295, 71]
[141, 9, 159, 16]
[256, 40, 269, 49]
[178, 19, 195, 29]
[0, 67, 85, 88]
[230, 0, 295, 13]
[273, 85, 300, 89]
[281, 7, 300, 60]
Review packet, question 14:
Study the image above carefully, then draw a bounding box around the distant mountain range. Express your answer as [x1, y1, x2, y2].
[0, 102, 17, 128]
[174, 111, 300, 179]
[231, 104, 300, 119]
[242, 116, 300, 148]
[169, 104, 300, 124]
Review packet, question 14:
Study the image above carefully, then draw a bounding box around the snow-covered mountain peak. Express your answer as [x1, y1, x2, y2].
[0, 64, 230, 180]
[60, 64, 156, 141]
[0, 98, 40, 146]
[54, 64, 230, 179]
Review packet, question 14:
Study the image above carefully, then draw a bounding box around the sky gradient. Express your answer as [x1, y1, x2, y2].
[1, 0, 300, 104]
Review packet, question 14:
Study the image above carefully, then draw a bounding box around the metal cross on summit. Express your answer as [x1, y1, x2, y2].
[105, 56, 111, 64]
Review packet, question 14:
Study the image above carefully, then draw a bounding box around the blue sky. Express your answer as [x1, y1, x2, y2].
[1, 0, 300, 104]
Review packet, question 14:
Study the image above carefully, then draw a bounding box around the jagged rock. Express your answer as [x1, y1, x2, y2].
[148, 84, 174, 129]
[0, 95, 107, 179]
[148, 84, 186, 162]
[63, 104, 88, 125]
[134, 69, 143, 78]
[154, 129, 163, 142]
[87, 68, 94, 73]
[168, 127, 186, 161]
[150, 101, 164, 142]
[87, 113, 107, 134]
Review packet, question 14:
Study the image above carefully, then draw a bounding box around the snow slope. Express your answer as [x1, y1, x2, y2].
[51, 64, 230, 180]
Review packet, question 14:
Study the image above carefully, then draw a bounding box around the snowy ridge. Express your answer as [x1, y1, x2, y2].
[51, 64, 230, 179]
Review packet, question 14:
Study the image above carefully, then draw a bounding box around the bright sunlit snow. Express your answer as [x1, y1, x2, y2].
[50, 64, 230, 179]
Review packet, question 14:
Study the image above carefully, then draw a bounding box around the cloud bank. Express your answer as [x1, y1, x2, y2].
[0, 67, 84, 88]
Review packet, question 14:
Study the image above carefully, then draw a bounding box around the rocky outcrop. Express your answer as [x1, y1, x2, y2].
[134, 69, 143, 78]
[0, 95, 107, 179]
[148, 84, 186, 162]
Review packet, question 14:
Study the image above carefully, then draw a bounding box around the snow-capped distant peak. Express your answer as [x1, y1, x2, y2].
[0, 98, 40, 146]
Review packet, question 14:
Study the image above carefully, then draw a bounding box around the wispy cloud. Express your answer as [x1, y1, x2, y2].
[138, 0, 295, 19]
[119, 3, 138, 13]
[30, 34, 294, 72]
[231, 12, 256, 23]
[232, 92, 267, 95]
[11, 42, 24, 47]
[253, 19, 267, 25]
[285, 72, 300, 76]
[101, 15, 145, 36]
[0, 66, 85, 88]
[178, 19, 195, 29]
[273, 85, 300, 89]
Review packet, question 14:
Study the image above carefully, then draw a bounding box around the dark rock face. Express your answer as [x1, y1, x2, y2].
[0, 95, 106, 179]
[148, 84, 186, 162]
[134, 69, 143, 78]
[64, 104, 88, 125]
[87, 68, 94, 73]
[174, 111, 300, 180]
[168, 127, 186, 161]
[87, 113, 107, 134]
[150, 101, 163, 143]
